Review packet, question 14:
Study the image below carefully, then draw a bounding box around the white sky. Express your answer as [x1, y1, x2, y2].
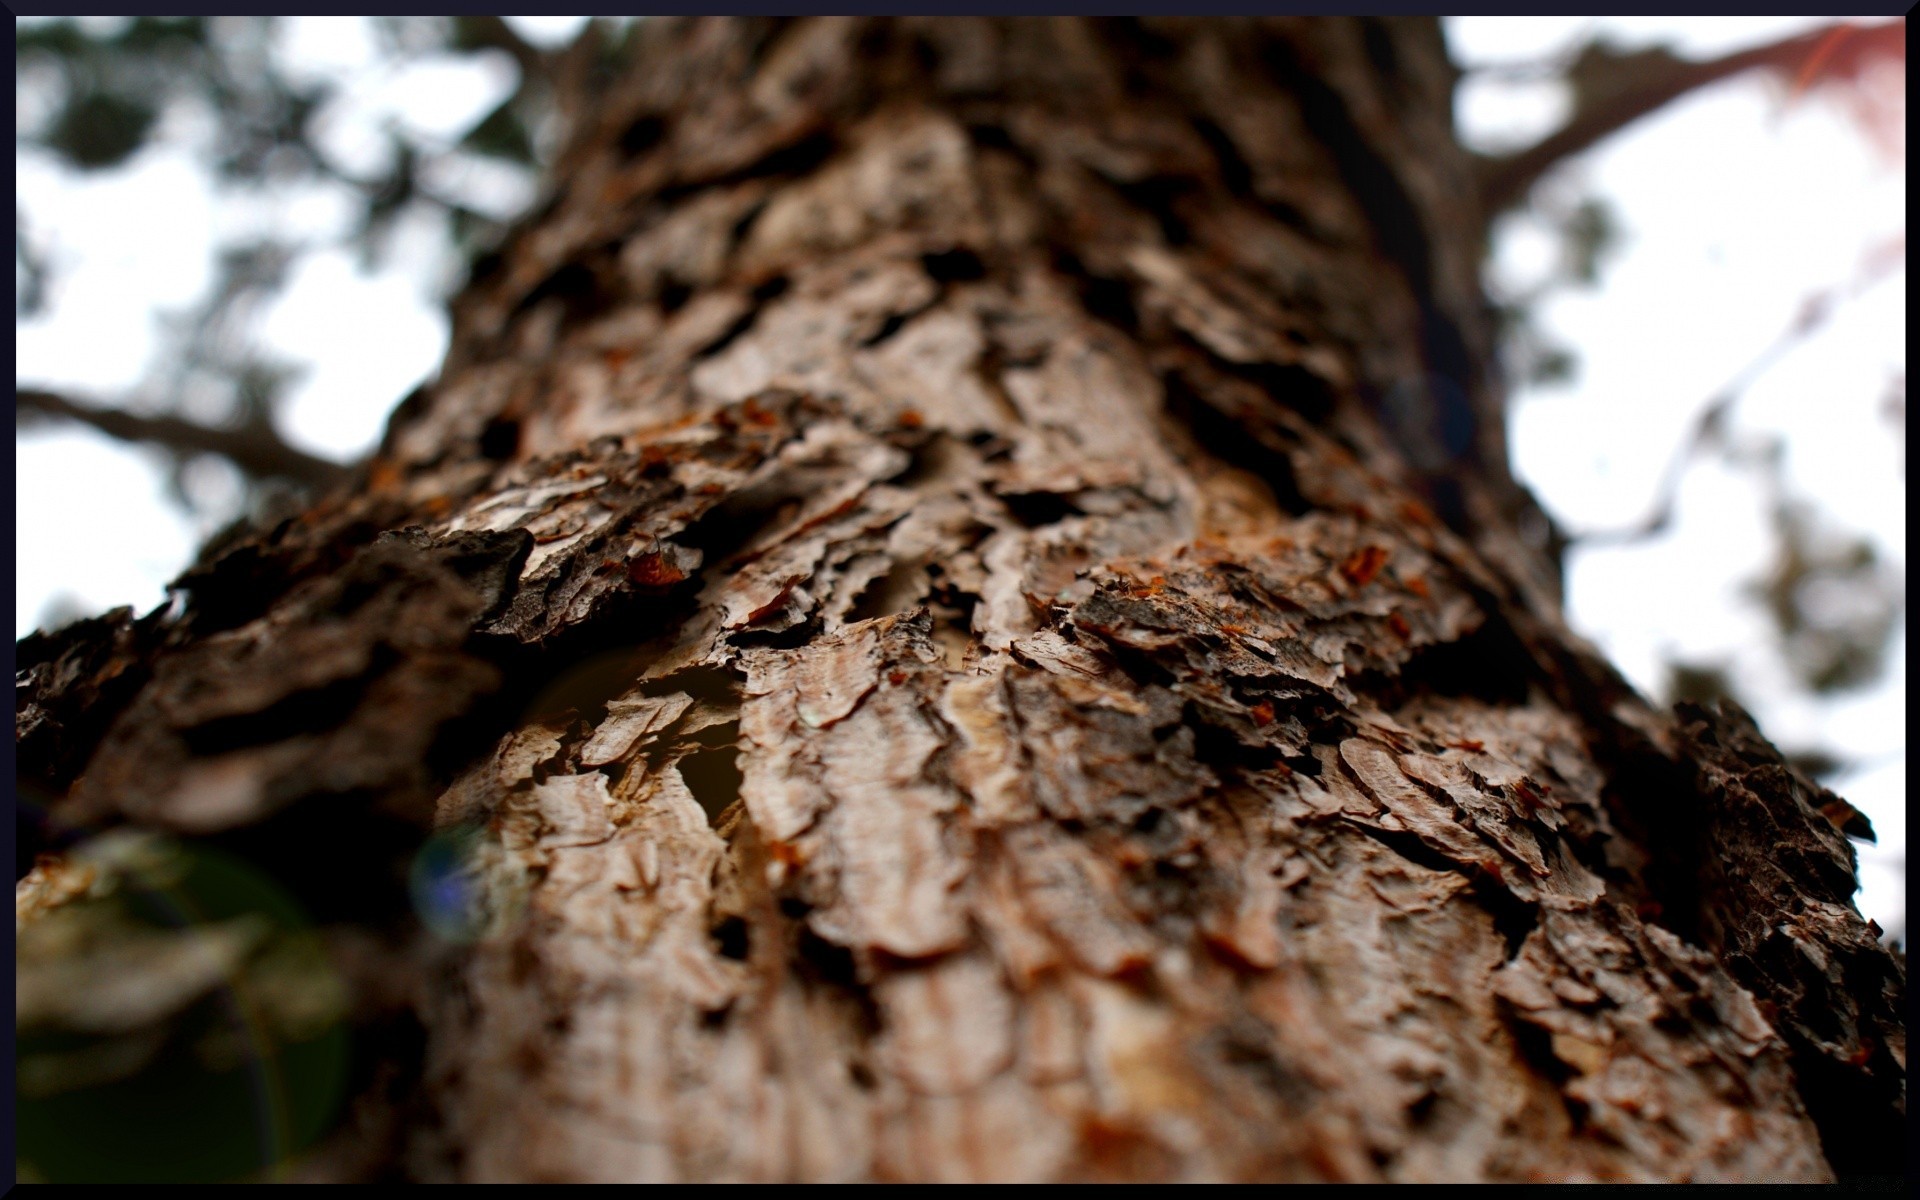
[13, 17, 1905, 937]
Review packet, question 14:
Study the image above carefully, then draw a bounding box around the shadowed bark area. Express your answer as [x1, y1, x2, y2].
[14, 17, 1903, 1183]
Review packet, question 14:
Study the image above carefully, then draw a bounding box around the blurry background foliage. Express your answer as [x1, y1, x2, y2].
[10, 21, 1906, 1174]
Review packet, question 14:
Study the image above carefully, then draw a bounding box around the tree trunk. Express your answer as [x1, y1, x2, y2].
[14, 17, 1904, 1184]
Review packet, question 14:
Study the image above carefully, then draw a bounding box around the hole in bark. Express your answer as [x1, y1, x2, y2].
[478, 417, 520, 461]
[701, 1004, 732, 1030]
[1408, 1087, 1440, 1127]
[921, 247, 986, 283]
[999, 490, 1082, 529]
[1367, 616, 1535, 707]
[1479, 879, 1540, 962]
[618, 114, 666, 158]
[710, 914, 751, 960]
[796, 927, 860, 988]
[779, 896, 812, 919]
[678, 740, 742, 828]
[848, 1061, 877, 1090]
[845, 559, 930, 625]
[751, 274, 790, 303]
[1504, 1010, 1574, 1088]
[657, 279, 691, 314]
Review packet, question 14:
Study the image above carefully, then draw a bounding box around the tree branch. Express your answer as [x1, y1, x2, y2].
[1569, 235, 1905, 547]
[1477, 19, 1904, 216]
[16, 388, 347, 490]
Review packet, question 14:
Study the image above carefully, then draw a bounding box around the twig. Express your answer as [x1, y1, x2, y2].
[1570, 237, 1905, 547]
[16, 388, 347, 490]
[1477, 19, 1904, 216]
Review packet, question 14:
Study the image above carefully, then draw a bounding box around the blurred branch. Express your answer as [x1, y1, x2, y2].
[1478, 19, 1905, 216]
[16, 388, 346, 490]
[1571, 235, 1906, 548]
[452, 15, 552, 84]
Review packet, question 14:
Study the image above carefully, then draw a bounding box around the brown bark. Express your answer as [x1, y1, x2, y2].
[14, 17, 1904, 1184]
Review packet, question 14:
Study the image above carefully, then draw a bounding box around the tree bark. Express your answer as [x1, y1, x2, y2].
[14, 17, 1904, 1184]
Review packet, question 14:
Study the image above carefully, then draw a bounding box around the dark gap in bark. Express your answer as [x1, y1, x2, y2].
[508, 639, 659, 728]
[179, 662, 390, 757]
[676, 486, 796, 568]
[1261, 36, 1484, 485]
[618, 114, 667, 158]
[657, 279, 692, 314]
[795, 926, 862, 992]
[1499, 1004, 1585, 1125]
[728, 619, 821, 652]
[1051, 249, 1139, 334]
[1789, 1036, 1906, 1178]
[509, 262, 608, 327]
[709, 914, 751, 960]
[921, 247, 986, 283]
[1348, 821, 1537, 960]
[847, 1061, 877, 1090]
[964, 122, 1037, 170]
[477, 417, 520, 461]
[1189, 116, 1254, 201]
[1209, 1019, 1316, 1106]
[685, 276, 788, 359]
[1162, 370, 1314, 517]
[1263, 39, 1430, 300]
[1360, 20, 1402, 89]
[1184, 706, 1289, 778]
[1407, 1087, 1440, 1127]
[859, 311, 910, 347]
[846, 560, 928, 625]
[202, 793, 421, 927]
[679, 742, 743, 828]
[701, 1003, 733, 1030]
[1113, 175, 1194, 247]
[1360, 615, 1534, 708]
[908, 31, 940, 77]
[998, 490, 1082, 529]
[466, 250, 505, 289]
[778, 895, 812, 918]
[1476, 878, 1541, 962]
[1217, 359, 1338, 427]
[727, 198, 770, 250]
[658, 132, 838, 206]
[1590, 749, 1709, 953]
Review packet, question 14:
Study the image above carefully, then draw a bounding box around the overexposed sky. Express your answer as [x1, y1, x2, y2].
[14, 17, 1905, 936]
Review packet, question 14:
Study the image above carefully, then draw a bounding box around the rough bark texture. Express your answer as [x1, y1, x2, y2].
[14, 17, 1905, 1184]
